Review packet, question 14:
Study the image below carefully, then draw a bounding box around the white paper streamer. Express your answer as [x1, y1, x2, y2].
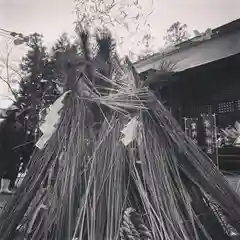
[121, 117, 139, 146]
[36, 91, 71, 149]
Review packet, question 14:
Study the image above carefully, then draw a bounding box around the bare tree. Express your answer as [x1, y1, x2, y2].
[0, 42, 21, 102]
[135, 33, 156, 61]
[164, 21, 190, 45]
[74, 0, 155, 58]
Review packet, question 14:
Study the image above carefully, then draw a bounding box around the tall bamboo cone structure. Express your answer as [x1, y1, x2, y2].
[1, 34, 240, 239]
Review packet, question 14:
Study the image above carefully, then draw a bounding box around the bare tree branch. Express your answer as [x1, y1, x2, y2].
[0, 94, 16, 103]
[0, 75, 18, 100]
[0, 44, 20, 101]
[74, 0, 154, 49]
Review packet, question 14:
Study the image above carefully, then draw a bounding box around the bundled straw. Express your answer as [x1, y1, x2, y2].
[1, 39, 240, 240]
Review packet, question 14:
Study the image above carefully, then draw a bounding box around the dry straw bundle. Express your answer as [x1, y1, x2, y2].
[0, 32, 240, 240]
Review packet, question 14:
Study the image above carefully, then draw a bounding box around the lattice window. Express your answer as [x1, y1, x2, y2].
[235, 100, 240, 111]
[200, 104, 212, 114]
[218, 101, 234, 113]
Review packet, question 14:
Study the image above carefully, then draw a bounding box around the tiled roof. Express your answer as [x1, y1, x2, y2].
[134, 18, 240, 74]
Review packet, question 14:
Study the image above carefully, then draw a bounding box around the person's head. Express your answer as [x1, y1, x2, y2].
[5, 105, 20, 121]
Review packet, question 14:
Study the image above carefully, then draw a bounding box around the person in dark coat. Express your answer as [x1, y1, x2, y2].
[0, 106, 25, 194]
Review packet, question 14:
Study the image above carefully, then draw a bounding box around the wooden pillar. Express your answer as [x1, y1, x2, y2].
[168, 82, 182, 123]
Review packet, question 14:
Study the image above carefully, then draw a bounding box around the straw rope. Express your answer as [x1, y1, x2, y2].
[207, 196, 237, 236]
[120, 208, 152, 240]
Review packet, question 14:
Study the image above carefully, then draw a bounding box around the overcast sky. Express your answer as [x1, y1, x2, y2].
[0, 0, 240, 108]
[1, 0, 240, 46]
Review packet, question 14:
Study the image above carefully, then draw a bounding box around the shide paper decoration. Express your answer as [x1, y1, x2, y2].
[120, 116, 141, 146]
[35, 91, 71, 149]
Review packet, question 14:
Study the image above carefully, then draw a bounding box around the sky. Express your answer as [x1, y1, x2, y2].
[0, 0, 240, 108]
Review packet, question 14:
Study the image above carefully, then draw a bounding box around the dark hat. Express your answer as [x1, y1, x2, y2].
[4, 104, 22, 119]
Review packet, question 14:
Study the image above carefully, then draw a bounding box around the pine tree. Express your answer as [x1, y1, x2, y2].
[52, 33, 71, 53]
[18, 33, 59, 139]
[49, 33, 71, 89]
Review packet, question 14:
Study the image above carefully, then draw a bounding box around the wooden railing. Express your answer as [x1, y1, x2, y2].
[218, 146, 240, 171]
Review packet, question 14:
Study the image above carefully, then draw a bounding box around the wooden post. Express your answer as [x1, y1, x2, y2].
[213, 113, 219, 169]
[184, 117, 187, 134]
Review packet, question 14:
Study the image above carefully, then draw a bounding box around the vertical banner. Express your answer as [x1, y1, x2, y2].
[184, 117, 198, 144]
[201, 113, 218, 162]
